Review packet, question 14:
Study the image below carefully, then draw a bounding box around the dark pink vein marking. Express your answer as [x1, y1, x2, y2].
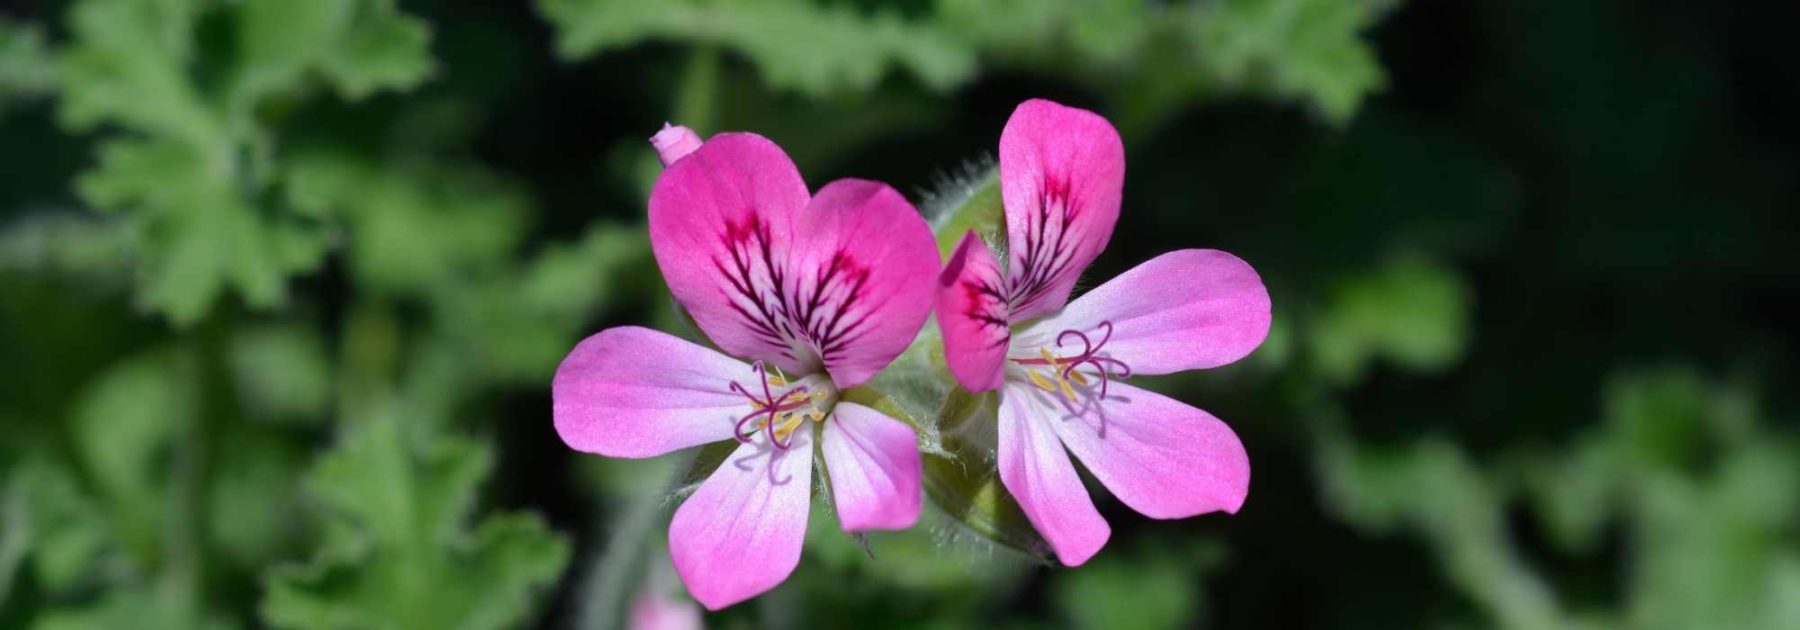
[1008, 173, 1087, 311]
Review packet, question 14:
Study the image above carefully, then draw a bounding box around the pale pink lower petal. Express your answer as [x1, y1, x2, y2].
[1014, 249, 1270, 375]
[553, 326, 748, 458]
[784, 179, 938, 387]
[934, 231, 1010, 392]
[1033, 380, 1250, 518]
[999, 99, 1124, 320]
[821, 402, 922, 531]
[998, 382, 1110, 566]
[649, 132, 812, 374]
[669, 431, 814, 610]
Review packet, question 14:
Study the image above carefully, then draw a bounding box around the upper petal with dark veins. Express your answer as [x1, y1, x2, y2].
[649, 132, 811, 374]
[999, 99, 1125, 320]
[935, 231, 1011, 392]
[784, 179, 938, 387]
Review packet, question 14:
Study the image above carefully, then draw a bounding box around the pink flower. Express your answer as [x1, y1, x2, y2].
[554, 127, 934, 610]
[935, 100, 1271, 566]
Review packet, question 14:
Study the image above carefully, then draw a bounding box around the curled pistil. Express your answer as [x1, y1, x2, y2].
[728, 362, 827, 450]
[1013, 321, 1133, 401]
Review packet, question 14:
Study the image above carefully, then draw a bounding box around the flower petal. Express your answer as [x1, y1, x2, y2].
[998, 382, 1110, 566]
[1000, 99, 1125, 320]
[934, 231, 1010, 392]
[669, 430, 814, 610]
[649, 132, 812, 374]
[1036, 380, 1250, 518]
[1015, 249, 1271, 374]
[821, 402, 922, 531]
[784, 179, 938, 387]
[553, 326, 748, 458]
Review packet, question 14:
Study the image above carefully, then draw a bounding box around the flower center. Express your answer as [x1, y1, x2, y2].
[1010, 321, 1132, 403]
[728, 361, 835, 450]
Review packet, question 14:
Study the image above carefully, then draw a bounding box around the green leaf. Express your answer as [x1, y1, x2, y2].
[441, 223, 653, 383]
[1052, 542, 1221, 630]
[933, 0, 1397, 129]
[1520, 439, 1619, 554]
[1307, 255, 1471, 385]
[77, 137, 330, 324]
[283, 152, 526, 298]
[234, 0, 433, 103]
[31, 587, 229, 630]
[1318, 436, 1572, 629]
[70, 348, 197, 566]
[58, 0, 216, 144]
[1601, 368, 1710, 471]
[538, 0, 976, 96]
[285, 150, 651, 417]
[0, 212, 133, 283]
[262, 414, 570, 630]
[58, 0, 433, 325]
[0, 19, 59, 118]
[207, 428, 309, 569]
[1191, 0, 1395, 124]
[1630, 441, 1800, 629]
[1329, 369, 1800, 629]
[312, 2, 434, 100]
[1, 459, 113, 599]
[933, 0, 1151, 65]
[228, 324, 334, 423]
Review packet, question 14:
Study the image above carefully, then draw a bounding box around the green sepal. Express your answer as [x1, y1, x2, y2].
[926, 167, 1003, 257]
[920, 389, 1053, 561]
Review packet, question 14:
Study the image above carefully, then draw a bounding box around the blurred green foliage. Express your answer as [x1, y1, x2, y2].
[0, 19, 57, 117]
[263, 412, 569, 630]
[3, 0, 1798, 628]
[58, 0, 435, 325]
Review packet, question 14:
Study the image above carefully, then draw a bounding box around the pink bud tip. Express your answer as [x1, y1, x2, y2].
[650, 123, 703, 166]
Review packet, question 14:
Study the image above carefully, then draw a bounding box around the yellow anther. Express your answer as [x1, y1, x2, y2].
[768, 366, 797, 388]
[773, 412, 803, 441]
[1029, 346, 1081, 402]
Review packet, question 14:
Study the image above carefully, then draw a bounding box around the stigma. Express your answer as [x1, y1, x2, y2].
[1011, 321, 1132, 403]
[728, 362, 837, 450]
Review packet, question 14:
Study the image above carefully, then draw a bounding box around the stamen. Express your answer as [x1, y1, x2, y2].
[728, 361, 813, 449]
[1012, 321, 1133, 403]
